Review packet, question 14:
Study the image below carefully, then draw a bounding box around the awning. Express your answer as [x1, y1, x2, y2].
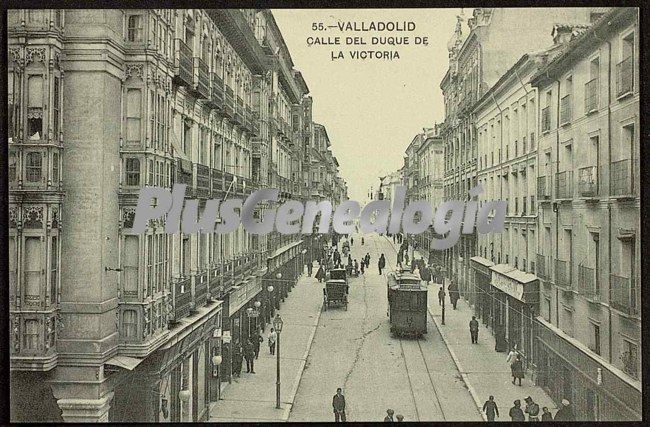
[105, 355, 144, 371]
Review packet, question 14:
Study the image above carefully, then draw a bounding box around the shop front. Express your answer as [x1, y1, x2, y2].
[110, 303, 222, 422]
[535, 318, 641, 421]
[488, 265, 539, 362]
[221, 277, 262, 383]
[470, 256, 494, 327]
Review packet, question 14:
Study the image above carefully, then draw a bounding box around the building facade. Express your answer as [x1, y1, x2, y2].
[440, 7, 602, 305]
[530, 8, 640, 420]
[8, 8, 346, 422]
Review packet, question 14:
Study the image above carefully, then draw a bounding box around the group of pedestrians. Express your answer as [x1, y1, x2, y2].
[483, 394, 573, 422]
[231, 331, 264, 377]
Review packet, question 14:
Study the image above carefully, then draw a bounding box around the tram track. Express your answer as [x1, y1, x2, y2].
[382, 234, 447, 421]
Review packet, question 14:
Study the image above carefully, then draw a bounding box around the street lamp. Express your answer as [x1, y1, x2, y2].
[276, 272, 284, 303]
[273, 313, 284, 409]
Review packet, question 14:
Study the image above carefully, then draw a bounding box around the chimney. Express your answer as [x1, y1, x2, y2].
[552, 24, 574, 45]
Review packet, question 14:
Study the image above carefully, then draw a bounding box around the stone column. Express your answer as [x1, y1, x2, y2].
[56, 392, 114, 423]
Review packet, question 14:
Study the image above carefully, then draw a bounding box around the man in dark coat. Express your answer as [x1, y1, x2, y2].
[365, 253, 371, 268]
[252, 330, 263, 359]
[233, 343, 243, 378]
[554, 399, 574, 421]
[315, 265, 325, 283]
[438, 286, 445, 306]
[509, 400, 525, 421]
[469, 316, 479, 344]
[482, 395, 499, 421]
[524, 396, 540, 421]
[332, 388, 346, 422]
[243, 339, 255, 373]
[378, 254, 386, 275]
[448, 283, 460, 309]
[420, 265, 431, 286]
[307, 260, 313, 277]
[541, 407, 553, 421]
[384, 408, 394, 422]
[511, 354, 524, 386]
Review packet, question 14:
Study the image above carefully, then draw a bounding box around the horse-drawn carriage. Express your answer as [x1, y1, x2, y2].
[323, 268, 348, 311]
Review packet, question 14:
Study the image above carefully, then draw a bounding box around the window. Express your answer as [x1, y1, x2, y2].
[545, 296, 552, 322]
[50, 236, 58, 304]
[621, 340, 638, 379]
[182, 237, 190, 277]
[125, 158, 140, 186]
[26, 152, 43, 183]
[202, 36, 210, 62]
[123, 309, 138, 338]
[24, 319, 39, 351]
[590, 323, 601, 355]
[563, 307, 574, 337]
[24, 237, 42, 300]
[126, 89, 142, 143]
[148, 159, 154, 186]
[52, 152, 59, 186]
[9, 151, 17, 183]
[27, 75, 44, 139]
[183, 121, 192, 155]
[123, 236, 139, 293]
[147, 235, 154, 297]
[127, 15, 143, 42]
[53, 77, 61, 139]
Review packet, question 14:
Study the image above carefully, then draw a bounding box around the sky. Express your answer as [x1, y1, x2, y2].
[272, 8, 464, 202]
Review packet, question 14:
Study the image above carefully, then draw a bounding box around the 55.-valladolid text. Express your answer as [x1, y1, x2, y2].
[133, 184, 506, 251]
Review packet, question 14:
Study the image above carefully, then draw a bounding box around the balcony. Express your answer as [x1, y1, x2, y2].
[555, 170, 573, 199]
[10, 312, 58, 370]
[616, 57, 633, 98]
[193, 57, 210, 99]
[577, 265, 600, 301]
[176, 159, 194, 198]
[245, 107, 253, 132]
[251, 110, 260, 136]
[234, 97, 244, 125]
[194, 272, 208, 309]
[224, 87, 234, 118]
[584, 78, 599, 113]
[536, 253, 548, 280]
[541, 107, 551, 133]
[610, 274, 638, 316]
[211, 168, 224, 194]
[611, 159, 638, 198]
[196, 164, 211, 198]
[211, 73, 225, 108]
[170, 277, 192, 323]
[577, 166, 598, 198]
[537, 176, 551, 202]
[560, 94, 572, 126]
[174, 39, 193, 87]
[555, 259, 571, 288]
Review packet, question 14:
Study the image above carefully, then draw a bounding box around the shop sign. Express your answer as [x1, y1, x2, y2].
[491, 271, 525, 301]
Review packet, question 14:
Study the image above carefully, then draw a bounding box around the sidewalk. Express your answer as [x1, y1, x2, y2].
[208, 271, 323, 422]
[408, 245, 557, 422]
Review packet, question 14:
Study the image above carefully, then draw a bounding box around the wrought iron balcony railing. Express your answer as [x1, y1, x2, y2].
[193, 57, 210, 99]
[211, 73, 225, 108]
[196, 163, 210, 198]
[170, 277, 192, 322]
[610, 274, 638, 316]
[174, 39, 193, 87]
[611, 159, 638, 198]
[577, 265, 599, 301]
[555, 259, 572, 288]
[536, 253, 548, 280]
[224, 87, 234, 118]
[577, 166, 598, 197]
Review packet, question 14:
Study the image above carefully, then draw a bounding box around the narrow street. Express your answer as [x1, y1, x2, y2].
[288, 233, 481, 422]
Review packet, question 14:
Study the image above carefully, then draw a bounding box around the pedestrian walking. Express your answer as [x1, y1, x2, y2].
[351, 237, 354, 245]
[553, 399, 574, 421]
[233, 343, 243, 378]
[511, 354, 524, 386]
[469, 316, 479, 344]
[420, 265, 431, 286]
[541, 407, 553, 421]
[360, 261, 365, 275]
[378, 254, 386, 275]
[253, 330, 263, 359]
[524, 396, 540, 421]
[506, 344, 520, 366]
[268, 328, 277, 355]
[404, 252, 409, 266]
[361, 237, 365, 245]
[509, 400, 525, 421]
[307, 260, 313, 277]
[448, 283, 459, 309]
[332, 388, 346, 422]
[243, 339, 255, 373]
[482, 395, 499, 422]
[354, 259, 359, 275]
[397, 251, 403, 266]
[315, 265, 325, 283]
[384, 408, 394, 422]
[438, 286, 445, 306]
[365, 253, 371, 268]
[396, 414, 404, 422]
